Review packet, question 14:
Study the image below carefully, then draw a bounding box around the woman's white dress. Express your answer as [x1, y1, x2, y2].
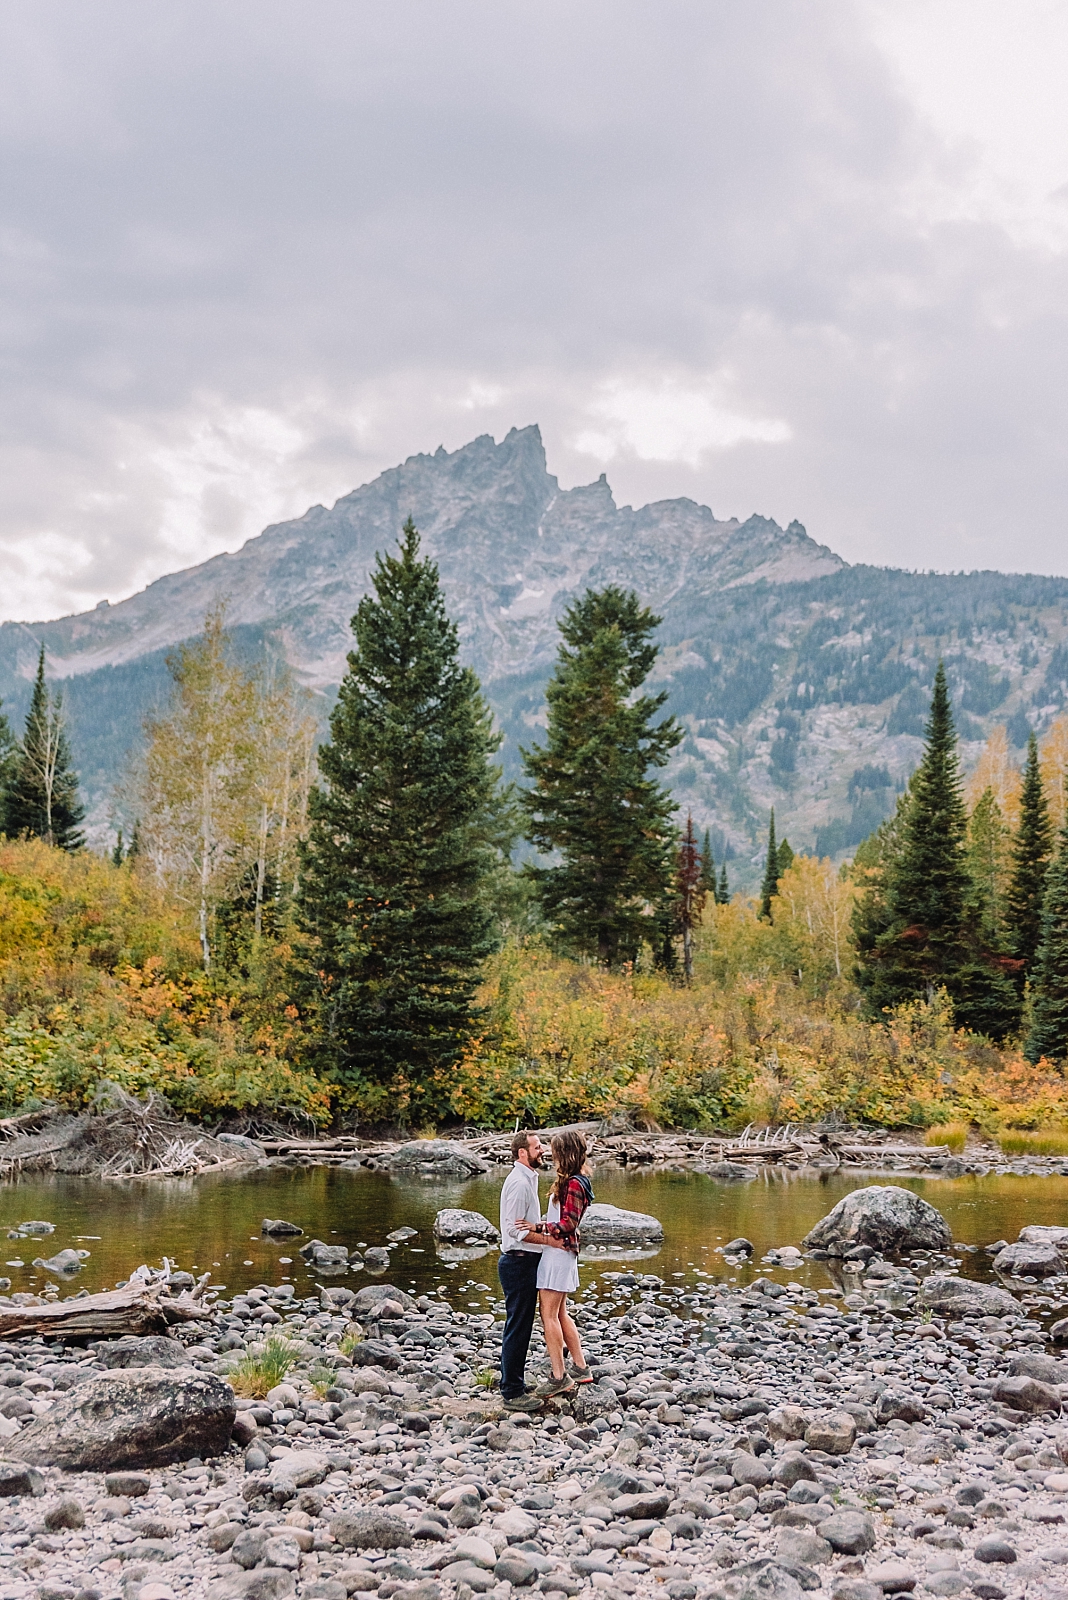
[536, 1196, 579, 1293]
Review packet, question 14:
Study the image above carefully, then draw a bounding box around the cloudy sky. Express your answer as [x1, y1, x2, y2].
[2, 0, 1067, 621]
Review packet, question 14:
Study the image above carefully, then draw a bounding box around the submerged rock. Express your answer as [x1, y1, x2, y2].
[802, 1185, 951, 1257]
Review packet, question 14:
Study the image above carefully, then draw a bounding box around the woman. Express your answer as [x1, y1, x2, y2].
[518, 1129, 595, 1397]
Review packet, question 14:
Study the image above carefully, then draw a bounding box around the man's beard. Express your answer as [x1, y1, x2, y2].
[529, 1151, 545, 1169]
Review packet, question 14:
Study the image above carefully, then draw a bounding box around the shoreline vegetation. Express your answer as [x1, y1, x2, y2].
[2, 527, 1068, 1149]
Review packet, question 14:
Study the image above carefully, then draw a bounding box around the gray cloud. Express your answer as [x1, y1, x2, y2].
[0, 0, 1065, 618]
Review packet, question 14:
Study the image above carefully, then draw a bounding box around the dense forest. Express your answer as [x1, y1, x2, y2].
[3, 525, 1068, 1138]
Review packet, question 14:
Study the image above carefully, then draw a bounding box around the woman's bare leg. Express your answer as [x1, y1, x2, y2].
[559, 1297, 586, 1369]
[539, 1289, 567, 1378]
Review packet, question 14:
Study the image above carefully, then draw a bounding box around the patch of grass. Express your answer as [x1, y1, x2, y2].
[306, 1363, 338, 1397]
[473, 1367, 497, 1390]
[997, 1129, 1068, 1157]
[925, 1122, 969, 1153]
[228, 1335, 299, 1398]
[338, 1328, 363, 1357]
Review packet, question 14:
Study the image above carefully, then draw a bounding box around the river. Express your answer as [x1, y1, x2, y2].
[4, 1165, 1068, 1317]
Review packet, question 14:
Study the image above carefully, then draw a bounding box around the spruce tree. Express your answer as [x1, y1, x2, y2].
[1026, 817, 1068, 1062]
[1006, 732, 1053, 980]
[699, 829, 716, 897]
[777, 837, 795, 876]
[967, 786, 1011, 946]
[717, 862, 729, 904]
[521, 586, 681, 967]
[298, 519, 504, 1119]
[759, 810, 779, 920]
[0, 697, 16, 798]
[3, 648, 84, 850]
[853, 663, 1019, 1038]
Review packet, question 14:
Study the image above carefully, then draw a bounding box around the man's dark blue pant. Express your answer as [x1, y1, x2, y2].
[498, 1249, 540, 1398]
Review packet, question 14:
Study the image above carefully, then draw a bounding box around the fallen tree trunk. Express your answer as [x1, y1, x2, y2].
[0, 1283, 214, 1342]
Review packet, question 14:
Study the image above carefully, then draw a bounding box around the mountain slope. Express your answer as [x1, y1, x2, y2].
[2, 424, 1067, 883]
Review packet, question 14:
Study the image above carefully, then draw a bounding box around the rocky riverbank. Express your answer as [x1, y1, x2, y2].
[4, 1190, 1068, 1600]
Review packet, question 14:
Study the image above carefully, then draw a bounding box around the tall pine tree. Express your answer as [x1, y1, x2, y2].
[717, 862, 729, 904]
[298, 519, 504, 1120]
[759, 810, 779, 920]
[521, 586, 681, 967]
[1006, 732, 1053, 982]
[3, 648, 84, 850]
[675, 813, 705, 985]
[853, 663, 1019, 1037]
[1026, 816, 1068, 1062]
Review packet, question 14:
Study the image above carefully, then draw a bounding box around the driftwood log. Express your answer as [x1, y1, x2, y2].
[0, 1282, 214, 1342]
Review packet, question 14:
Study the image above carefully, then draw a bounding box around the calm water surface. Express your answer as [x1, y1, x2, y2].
[3, 1166, 1068, 1309]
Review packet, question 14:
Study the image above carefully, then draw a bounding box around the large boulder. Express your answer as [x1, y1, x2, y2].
[580, 1204, 663, 1249]
[6, 1365, 235, 1470]
[917, 1273, 1021, 1319]
[993, 1240, 1064, 1278]
[378, 1141, 489, 1179]
[433, 1210, 500, 1247]
[802, 1186, 951, 1257]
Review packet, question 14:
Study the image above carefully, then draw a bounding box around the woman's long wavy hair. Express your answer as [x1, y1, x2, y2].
[550, 1130, 588, 1206]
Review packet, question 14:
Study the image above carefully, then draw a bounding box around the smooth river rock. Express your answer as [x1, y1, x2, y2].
[579, 1202, 664, 1248]
[801, 1185, 951, 1257]
[432, 1209, 500, 1246]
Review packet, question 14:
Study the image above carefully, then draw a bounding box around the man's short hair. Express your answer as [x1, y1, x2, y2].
[511, 1129, 534, 1160]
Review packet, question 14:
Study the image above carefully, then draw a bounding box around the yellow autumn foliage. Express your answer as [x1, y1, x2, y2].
[0, 838, 329, 1121]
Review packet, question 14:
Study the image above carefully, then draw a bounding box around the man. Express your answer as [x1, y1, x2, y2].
[497, 1129, 545, 1412]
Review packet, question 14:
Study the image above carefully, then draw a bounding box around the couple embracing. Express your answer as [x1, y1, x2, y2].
[497, 1128, 594, 1413]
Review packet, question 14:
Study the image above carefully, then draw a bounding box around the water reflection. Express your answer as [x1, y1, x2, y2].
[0, 1164, 1066, 1311]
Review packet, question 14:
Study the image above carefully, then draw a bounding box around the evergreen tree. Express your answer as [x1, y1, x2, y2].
[759, 810, 779, 920]
[699, 828, 716, 897]
[717, 862, 729, 904]
[1026, 817, 1068, 1062]
[111, 830, 125, 867]
[521, 586, 681, 967]
[299, 519, 504, 1119]
[966, 786, 1011, 946]
[853, 663, 1019, 1038]
[1006, 732, 1053, 980]
[3, 648, 84, 850]
[777, 837, 795, 876]
[0, 697, 16, 799]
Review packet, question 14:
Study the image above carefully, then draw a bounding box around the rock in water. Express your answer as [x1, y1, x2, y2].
[32, 1248, 89, 1275]
[6, 1365, 235, 1469]
[261, 1219, 303, 1236]
[992, 1240, 1063, 1277]
[432, 1209, 500, 1247]
[918, 1274, 1021, 1319]
[378, 1141, 489, 1178]
[580, 1204, 664, 1248]
[801, 1185, 951, 1257]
